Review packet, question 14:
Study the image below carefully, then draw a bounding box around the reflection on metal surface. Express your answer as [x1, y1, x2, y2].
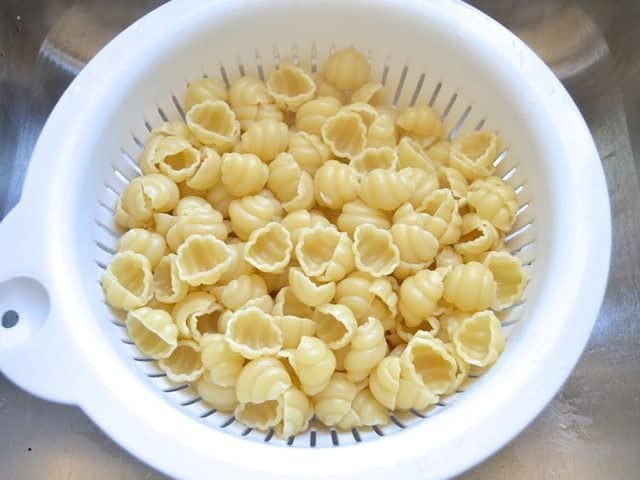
[1, 0, 639, 478]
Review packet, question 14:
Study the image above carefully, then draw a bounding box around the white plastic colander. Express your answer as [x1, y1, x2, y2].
[0, 0, 610, 478]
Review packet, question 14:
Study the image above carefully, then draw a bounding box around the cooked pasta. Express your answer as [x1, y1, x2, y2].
[323, 47, 370, 90]
[275, 387, 314, 438]
[352, 82, 386, 105]
[235, 357, 292, 403]
[171, 292, 222, 339]
[267, 62, 316, 111]
[427, 139, 451, 167]
[235, 118, 289, 163]
[295, 96, 342, 135]
[228, 190, 283, 241]
[337, 200, 391, 237]
[467, 176, 518, 232]
[107, 47, 523, 435]
[166, 210, 228, 251]
[313, 160, 359, 209]
[418, 188, 462, 244]
[244, 222, 292, 273]
[186, 100, 239, 149]
[449, 131, 499, 181]
[312, 373, 359, 426]
[125, 307, 178, 359]
[350, 146, 397, 175]
[397, 136, 436, 172]
[274, 314, 317, 349]
[281, 209, 330, 246]
[296, 225, 354, 282]
[220, 152, 269, 197]
[483, 251, 528, 310]
[200, 333, 245, 387]
[401, 332, 458, 395]
[438, 166, 468, 201]
[184, 77, 227, 111]
[334, 272, 397, 329]
[443, 261, 497, 312]
[116, 174, 179, 229]
[153, 253, 189, 304]
[453, 310, 504, 367]
[267, 153, 315, 212]
[398, 269, 445, 327]
[289, 336, 336, 396]
[321, 111, 367, 160]
[196, 375, 239, 412]
[288, 267, 336, 307]
[226, 307, 283, 359]
[210, 273, 268, 311]
[272, 286, 314, 318]
[216, 241, 256, 285]
[366, 113, 397, 148]
[103, 251, 154, 310]
[287, 131, 331, 175]
[175, 234, 231, 286]
[399, 167, 440, 209]
[344, 317, 388, 382]
[396, 103, 443, 145]
[454, 213, 500, 258]
[337, 388, 389, 429]
[358, 169, 411, 211]
[140, 135, 201, 183]
[352, 224, 400, 277]
[313, 303, 357, 350]
[234, 399, 284, 430]
[158, 340, 204, 383]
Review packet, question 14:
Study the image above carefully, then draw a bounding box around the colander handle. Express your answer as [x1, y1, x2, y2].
[0, 204, 82, 405]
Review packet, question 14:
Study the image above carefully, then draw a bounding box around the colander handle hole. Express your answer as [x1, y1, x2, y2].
[2, 310, 19, 329]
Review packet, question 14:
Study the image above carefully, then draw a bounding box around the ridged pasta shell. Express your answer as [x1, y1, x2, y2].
[352, 224, 400, 277]
[453, 310, 505, 367]
[125, 307, 178, 359]
[443, 261, 497, 312]
[267, 62, 317, 111]
[210, 273, 268, 311]
[200, 333, 245, 387]
[467, 176, 518, 232]
[236, 357, 292, 403]
[358, 169, 411, 211]
[350, 146, 398, 175]
[313, 303, 357, 350]
[244, 222, 292, 273]
[195, 375, 238, 412]
[483, 251, 528, 310]
[153, 253, 189, 304]
[186, 100, 240, 148]
[312, 373, 359, 426]
[323, 47, 370, 90]
[287, 131, 331, 175]
[171, 292, 222, 339]
[337, 200, 391, 238]
[295, 96, 341, 135]
[399, 269, 445, 327]
[220, 152, 269, 197]
[158, 340, 204, 382]
[236, 118, 289, 163]
[175, 234, 232, 286]
[450, 131, 499, 181]
[396, 103, 443, 145]
[234, 398, 284, 430]
[275, 387, 314, 438]
[321, 112, 367, 160]
[290, 336, 336, 396]
[390, 223, 439, 264]
[313, 160, 359, 209]
[288, 267, 336, 307]
[400, 332, 458, 395]
[273, 315, 317, 349]
[103, 251, 154, 310]
[344, 317, 388, 382]
[184, 77, 227, 111]
[226, 307, 283, 359]
[296, 225, 354, 282]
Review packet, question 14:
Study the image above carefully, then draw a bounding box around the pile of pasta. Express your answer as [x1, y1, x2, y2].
[102, 47, 528, 437]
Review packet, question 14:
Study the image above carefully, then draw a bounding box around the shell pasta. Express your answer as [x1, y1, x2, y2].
[102, 46, 526, 437]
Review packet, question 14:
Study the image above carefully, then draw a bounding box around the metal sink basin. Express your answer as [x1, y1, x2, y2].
[1, 1, 639, 478]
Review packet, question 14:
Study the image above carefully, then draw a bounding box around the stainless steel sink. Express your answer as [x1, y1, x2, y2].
[1, 1, 639, 478]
